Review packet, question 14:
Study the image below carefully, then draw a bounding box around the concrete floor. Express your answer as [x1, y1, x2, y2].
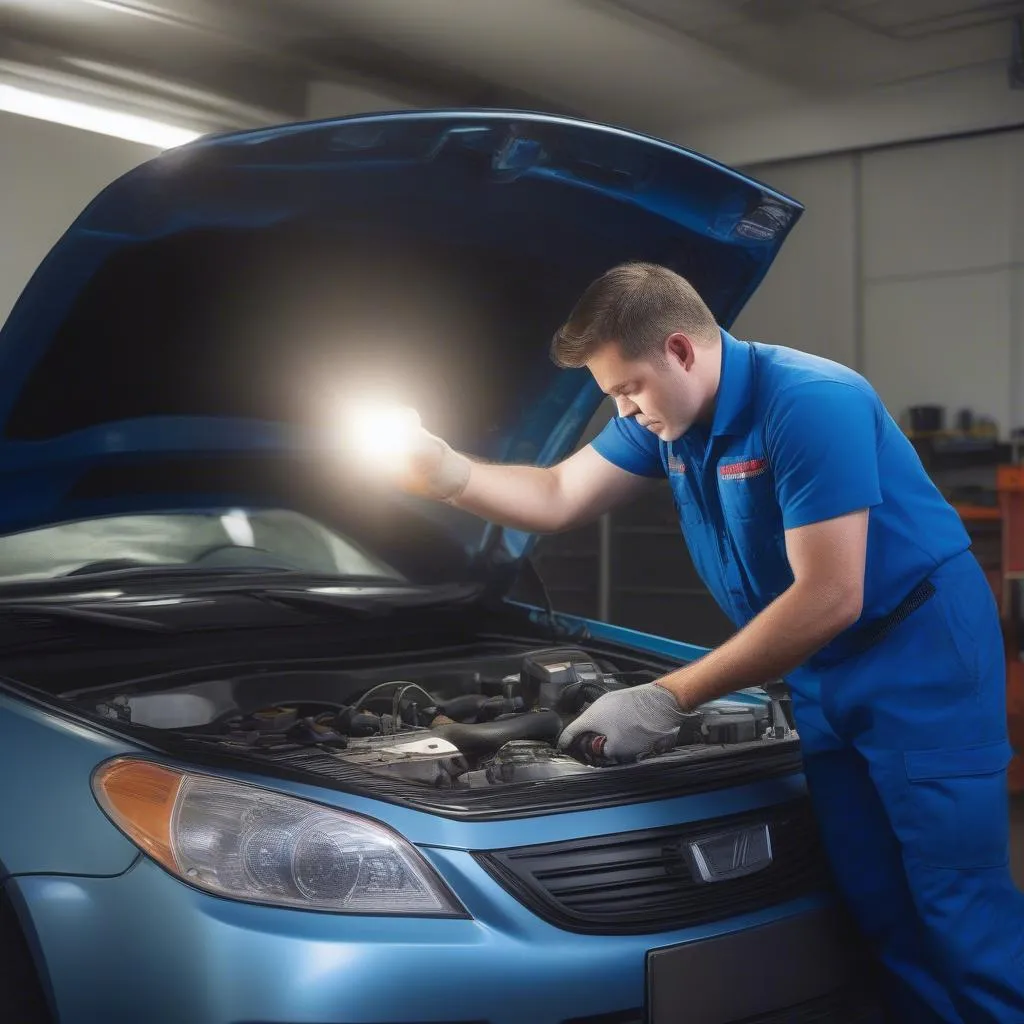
[1013, 795, 1024, 890]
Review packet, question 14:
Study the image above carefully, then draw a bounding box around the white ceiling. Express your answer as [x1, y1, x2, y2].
[0, 0, 1022, 139]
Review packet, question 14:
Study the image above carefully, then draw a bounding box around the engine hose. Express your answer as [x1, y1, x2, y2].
[435, 693, 491, 722]
[430, 709, 562, 758]
[553, 680, 612, 715]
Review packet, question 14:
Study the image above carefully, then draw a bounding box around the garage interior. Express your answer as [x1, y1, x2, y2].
[2, 0, 1024, 1020]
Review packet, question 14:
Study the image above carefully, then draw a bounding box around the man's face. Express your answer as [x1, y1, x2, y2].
[586, 337, 703, 442]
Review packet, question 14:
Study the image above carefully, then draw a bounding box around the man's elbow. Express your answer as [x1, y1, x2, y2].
[830, 583, 864, 632]
[543, 471, 586, 534]
[800, 577, 863, 634]
[537, 509, 581, 535]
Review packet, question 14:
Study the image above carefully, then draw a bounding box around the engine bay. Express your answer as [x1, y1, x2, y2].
[83, 647, 796, 790]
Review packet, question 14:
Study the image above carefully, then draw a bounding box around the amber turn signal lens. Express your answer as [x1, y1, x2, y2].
[93, 758, 184, 872]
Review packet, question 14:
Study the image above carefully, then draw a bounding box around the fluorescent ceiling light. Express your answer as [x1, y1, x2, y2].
[0, 83, 201, 149]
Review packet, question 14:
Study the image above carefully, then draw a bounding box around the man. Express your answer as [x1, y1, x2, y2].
[398, 262, 1023, 1022]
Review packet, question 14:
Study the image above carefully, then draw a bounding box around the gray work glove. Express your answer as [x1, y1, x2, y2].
[557, 682, 687, 763]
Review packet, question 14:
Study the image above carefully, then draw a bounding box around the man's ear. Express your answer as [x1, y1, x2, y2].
[664, 332, 695, 370]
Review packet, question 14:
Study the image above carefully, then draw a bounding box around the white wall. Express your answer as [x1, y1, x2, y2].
[732, 154, 858, 368]
[0, 111, 158, 327]
[679, 62, 1024, 168]
[306, 80, 413, 119]
[734, 127, 1024, 438]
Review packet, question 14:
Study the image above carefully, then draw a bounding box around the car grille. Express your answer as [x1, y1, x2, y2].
[475, 799, 832, 935]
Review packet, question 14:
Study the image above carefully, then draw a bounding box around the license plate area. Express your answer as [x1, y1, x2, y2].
[646, 906, 864, 1024]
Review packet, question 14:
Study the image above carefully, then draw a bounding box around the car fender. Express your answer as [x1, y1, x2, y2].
[0, 690, 141, 881]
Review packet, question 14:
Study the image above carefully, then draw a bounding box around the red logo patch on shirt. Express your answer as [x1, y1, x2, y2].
[720, 457, 768, 481]
[667, 454, 686, 475]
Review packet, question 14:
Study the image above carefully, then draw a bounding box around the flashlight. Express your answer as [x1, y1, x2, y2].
[346, 403, 423, 461]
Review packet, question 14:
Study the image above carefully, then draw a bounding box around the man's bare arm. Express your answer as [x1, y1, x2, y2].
[452, 445, 655, 534]
[655, 508, 869, 709]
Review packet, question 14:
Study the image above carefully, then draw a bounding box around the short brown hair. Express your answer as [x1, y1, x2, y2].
[550, 262, 719, 368]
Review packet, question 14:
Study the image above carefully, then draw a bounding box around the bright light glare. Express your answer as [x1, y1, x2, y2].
[0, 83, 201, 150]
[346, 404, 423, 461]
[220, 510, 255, 547]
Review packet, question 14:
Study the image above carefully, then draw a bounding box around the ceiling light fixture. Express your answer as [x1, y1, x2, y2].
[0, 82, 201, 149]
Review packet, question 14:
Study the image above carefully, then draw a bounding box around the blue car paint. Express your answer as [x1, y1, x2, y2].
[0, 693, 139, 880]
[10, 856, 830, 1024]
[513, 599, 716, 664]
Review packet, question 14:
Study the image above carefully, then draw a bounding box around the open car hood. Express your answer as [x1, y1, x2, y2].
[0, 110, 801, 588]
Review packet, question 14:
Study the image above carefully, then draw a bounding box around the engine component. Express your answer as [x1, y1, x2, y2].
[339, 733, 468, 788]
[762, 680, 796, 739]
[674, 701, 770, 746]
[520, 647, 606, 712]
[432, 693, 490, 722]
[333, 706, 387, 737]
[77, 646, 797, 795]
[430, 709, 562, 758]
[477, 695, 525, 720]
[460, 740, 596, 788]
[248, 706, 298, 731]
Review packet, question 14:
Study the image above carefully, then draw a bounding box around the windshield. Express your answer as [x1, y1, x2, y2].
[0, 509, 404, 583]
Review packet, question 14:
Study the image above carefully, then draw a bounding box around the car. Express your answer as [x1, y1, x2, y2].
[0, 109, 883, 1024]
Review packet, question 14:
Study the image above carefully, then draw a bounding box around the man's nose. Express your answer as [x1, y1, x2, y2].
[615, 395, 639, 418]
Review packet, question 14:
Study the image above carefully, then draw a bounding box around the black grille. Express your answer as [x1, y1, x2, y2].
[475, 799, 831, 934]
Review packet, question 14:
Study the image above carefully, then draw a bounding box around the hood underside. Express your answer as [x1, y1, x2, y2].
[0, 110, 801, 582]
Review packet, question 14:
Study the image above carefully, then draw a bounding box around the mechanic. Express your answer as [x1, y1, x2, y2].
[391, 262, 1024, 1023]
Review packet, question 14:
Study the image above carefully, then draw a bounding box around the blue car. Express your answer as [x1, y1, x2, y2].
[0, 111, 880, 1024]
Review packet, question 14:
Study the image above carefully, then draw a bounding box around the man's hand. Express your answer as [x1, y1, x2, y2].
[396, 429, 472, 501]
[556, 682, 688, 762]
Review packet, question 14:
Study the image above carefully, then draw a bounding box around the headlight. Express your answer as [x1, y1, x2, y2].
[92, 758, 464, 916]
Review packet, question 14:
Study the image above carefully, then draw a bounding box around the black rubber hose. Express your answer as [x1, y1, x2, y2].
[436, 693, 491, 722]
[553, 680, 612, 715]
[430, 710, 562, 758]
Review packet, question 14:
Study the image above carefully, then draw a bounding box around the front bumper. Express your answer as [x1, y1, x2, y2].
[11, 854, 877, 1024]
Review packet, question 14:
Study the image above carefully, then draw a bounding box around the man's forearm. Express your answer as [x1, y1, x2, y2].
[451, 460, 568, 533]
[655, 580, 861, 711]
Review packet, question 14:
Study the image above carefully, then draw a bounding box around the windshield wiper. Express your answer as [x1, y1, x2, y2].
[0, 603, 175, 633]
[0, 579, 483, 649]
[208, 581, 483, 617]
[0, 568, 414, 597]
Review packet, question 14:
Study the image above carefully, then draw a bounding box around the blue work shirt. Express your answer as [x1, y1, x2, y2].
[591, 330, 972, 665]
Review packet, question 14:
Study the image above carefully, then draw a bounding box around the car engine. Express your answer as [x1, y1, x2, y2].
[86, 647, 795, 790]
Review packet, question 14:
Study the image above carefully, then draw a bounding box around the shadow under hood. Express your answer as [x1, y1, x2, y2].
[0, 110, 802, 585]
